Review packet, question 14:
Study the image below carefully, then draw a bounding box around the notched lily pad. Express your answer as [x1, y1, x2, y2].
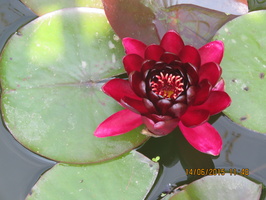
[26, 151, 159, 200]
[0, 8, 148, 163]
[213, 10, 266, 133]
[21, 0, 103, 15]
[162, 174, 262, 200]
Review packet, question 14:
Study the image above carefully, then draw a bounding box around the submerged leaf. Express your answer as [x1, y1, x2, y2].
[103, 0, 239, 48]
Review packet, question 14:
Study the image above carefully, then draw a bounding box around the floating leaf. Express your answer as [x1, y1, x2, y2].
[213, 10, 266, 133]
[103, 0, 238, 48]
[26, 151, 159, 200]
[0, 8, 148, 163]
[162, 174, 262, 200]
[21, 0, 103, 15]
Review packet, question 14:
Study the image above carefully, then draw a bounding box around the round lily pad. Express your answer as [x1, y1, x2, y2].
[21, 0, 103, 15]
[213, 10, 266, 133]
[0, 8, 147, 163]
[162, 174, 262, 200]
[26, 151, 159, 200]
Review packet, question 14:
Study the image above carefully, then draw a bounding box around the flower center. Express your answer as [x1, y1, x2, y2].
[150, 72, 184, 99]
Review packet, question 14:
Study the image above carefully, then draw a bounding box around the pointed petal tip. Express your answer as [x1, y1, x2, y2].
[102, 78, 142, 103]
[213, 40, 224, 46]
[199, 40, 224, 65]
[122, 37, 147, 58]
[206, 146, 222, 156]
[212, 78, 225, 92]
[94, 109, 143, 138]
[160, 30, 184, 55]
[179, 122, 223, 156]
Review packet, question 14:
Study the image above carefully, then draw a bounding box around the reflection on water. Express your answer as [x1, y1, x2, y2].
[0, 0, 266, 200]
[0, 0, 36, 50]
[223, 132, 241, 166]
[0, 120, 55, 200]
[140, 116, 266, 199]
[0, 0, 54, 200]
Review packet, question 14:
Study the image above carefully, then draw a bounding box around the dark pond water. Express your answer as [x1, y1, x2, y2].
[0, 0, 266, 200]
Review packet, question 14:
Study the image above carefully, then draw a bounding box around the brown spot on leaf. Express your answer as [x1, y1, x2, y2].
[240, 116, 247, 121]
[243, 86, 249, 91]
[16, 31, 22, 36]
[260, 73, 265, 79]
[22, 77, 31, 81]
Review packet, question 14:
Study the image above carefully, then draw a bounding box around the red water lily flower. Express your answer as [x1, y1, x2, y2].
[94, 30, 231, 156]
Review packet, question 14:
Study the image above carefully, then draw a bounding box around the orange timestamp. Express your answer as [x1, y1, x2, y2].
[185, 168, 250, 176]
[185, 168, 226, 176]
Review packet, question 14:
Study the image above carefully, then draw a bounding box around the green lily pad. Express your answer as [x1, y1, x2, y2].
[162, 174, 262, 200]
[0, 8, 148, 163]
[213, 11, 266, 133]
[26, 151, 159, 200]
[21, 0, 103, 15]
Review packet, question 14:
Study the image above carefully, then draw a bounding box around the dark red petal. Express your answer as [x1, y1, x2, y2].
[179, 121, 222, 156]
[94, 109, 142, 137]
[174, 94, 186, 103]
[157, 99, 172, 115]
[153, 61, 167, 70]
[160, 52, 180, 64]
[212, 78, 225, 92]
[194, 91, 231, 115]
[129, 71, 146, 97]
[180, 107, 210, 127]
[123, 54, 143, 74]
[199, 41, 224, 65]
[143, 98, 158, 114]
[122, 37, 147, 58]
[149, 114, 173, 122]
[193, 79, 212, 105]
[148, 91, 160, 104]
[121, 96, 149, 114]
[142, 116, 179, 136]
[199, 62, 222, 86]
[160, 30, 184, 55]
[179, 45, 201, 68]
[168, 103, 188, 118]
[141, 60, 156, 74]
[145, 44, 165, 61]
[186, 86, 197, 105]
[102, 79, 141, 102]
[185, 63, 199, 86]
